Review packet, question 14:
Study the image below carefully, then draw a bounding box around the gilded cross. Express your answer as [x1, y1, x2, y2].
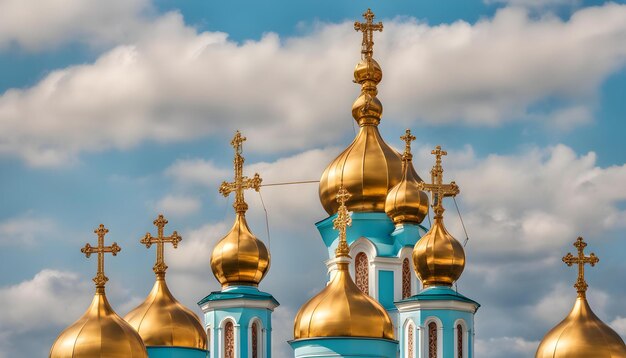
[354, 8, 383, 59]
[400, 129, 416, 161]
[141, 214, 182, 277]
[219, 130, 262, 214]
[418, 145, 459, 217]
[333, 186, 352, 257]
[562, 237, 599, 297]
[81, 224, 121, 288]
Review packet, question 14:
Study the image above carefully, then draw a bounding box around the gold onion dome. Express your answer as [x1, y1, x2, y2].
[124, 215, 207, 350]
[385, 129, 429, 224]
[413, 147, 465, 287]
[536, 237, 626, 358]
[319, 9, 403, 215]
[211, 131, 270, 287]
[294, 187, 394, 340]
[50, 225, 147, 358]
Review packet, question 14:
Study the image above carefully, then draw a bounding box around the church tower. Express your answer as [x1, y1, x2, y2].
[125, 215, 208, 357]
[317, 8, 429, 327]
[395, 147, 479, 358]
[200, 131, 279, 358]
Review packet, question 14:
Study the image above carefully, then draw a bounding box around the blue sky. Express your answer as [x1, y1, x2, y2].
[1, 1, 626, 357]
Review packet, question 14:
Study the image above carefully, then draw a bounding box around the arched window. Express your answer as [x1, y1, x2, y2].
[402, 258, 411, 299]
[456, 324, 463, 358]
[224, 321, 234, 358]
[355, 252, 369, 295]
[408, 324, 415, 358]
[251, 322, 258, 358]
[428, 321, 437, 358]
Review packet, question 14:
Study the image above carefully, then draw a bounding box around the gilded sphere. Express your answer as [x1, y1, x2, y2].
[351, 93, 383, 124]
[124, 277, 207, 350]
[294, 261, 394, 340]
[50, 290, 147, 358]
[413, 217, 465, 287]
[385, 162, 429, 224]
[354, 58, 382, 84]
[536, 296, 626, 357]
[210, 214, 270, 287]
[319, 126, 403, 215]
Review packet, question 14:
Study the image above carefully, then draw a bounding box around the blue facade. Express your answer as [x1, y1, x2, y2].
[147, 347, 207, 358]
[198, 286, 279, 358]
[290, 337, 398, 358]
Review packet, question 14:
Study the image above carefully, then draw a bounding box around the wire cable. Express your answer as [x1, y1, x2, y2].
[260, 180, 319, 187]
[257, 190, 271, 251]
[453, 196, 470, 247]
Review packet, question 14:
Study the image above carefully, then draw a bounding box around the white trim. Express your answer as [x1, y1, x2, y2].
[396, 299, 479, 313]
[398, 247, 419, 299]
[248, 317, 264, 358]
[403, 319, 418, 358]
[201, 298, 278, 312]
[453, 319, 469, 358]
[422, 316, 443, 358]
[218, 317, 239, 358]
[350, 237, 377, 298]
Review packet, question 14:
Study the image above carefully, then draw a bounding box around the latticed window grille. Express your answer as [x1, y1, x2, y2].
[224, 321, 234, 358]
[408, 324, 415, 358]
[428, 322, 437, 358]
[402, 258, 412, 299]
[355, 252, 369, 295]
[252, 322, 258, 358]
[457, 324, 463, 358]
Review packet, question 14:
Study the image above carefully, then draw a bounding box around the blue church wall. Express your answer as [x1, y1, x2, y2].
[290, 337, 398, 358]
[378, 270, 395, 310]
[147, 346, 208, 358]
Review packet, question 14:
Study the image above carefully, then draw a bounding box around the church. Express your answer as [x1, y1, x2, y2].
[48, 9, 626, 358]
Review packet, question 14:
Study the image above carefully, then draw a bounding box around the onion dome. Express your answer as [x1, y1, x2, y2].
[319, 9, 403, 215]
[536, 237, 626, 358]
[385, 129, 429, 225]
[50, 225, 147, 358]
[124, 215, 207, 350]
[413, 146, 465, 287]
[294, 187, 394, 340]
[211, 131, 270, 288]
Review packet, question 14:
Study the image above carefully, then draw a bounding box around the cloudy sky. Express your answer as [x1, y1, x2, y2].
[1, 0, 626, 357]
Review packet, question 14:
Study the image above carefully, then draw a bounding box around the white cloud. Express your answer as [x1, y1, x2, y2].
[476, 336, 539, 358]
[2, 5, 626, 166]
[165, 158, 230, 187]
[0, 0, 151, 51]
[0, 214, 56, 246]
[154, 194, 202, 216]
[610, 316, 626, 338]
[484, 0, 579, 8]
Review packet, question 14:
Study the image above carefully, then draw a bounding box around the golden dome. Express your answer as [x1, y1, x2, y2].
[319, 13, 403, 215]
[294, 186, 394, 340]
[50, 288, 148, 358]
[124, 214, 207, 350]
[413, 215, 465, 287]
[536, 236, 626, 358]
[535, 296, 626, 358]
[385, 129, 429, 225]
[211, 213, 270, 287]
[124, 276, 207, 349]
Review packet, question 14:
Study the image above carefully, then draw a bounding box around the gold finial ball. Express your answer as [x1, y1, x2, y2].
[351, 92, 383, 124]
[412, 218, 465, 287]
[385, 164, 429, 225]
[354, 58, 382, 84]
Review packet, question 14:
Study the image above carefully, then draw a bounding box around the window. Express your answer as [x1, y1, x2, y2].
[428, 322, 437, 358]
[224, 321, 234, 358]
[355, 252, 369, 294]
[251, 322, 258, 358]
[408, 324, 415, 358]
[457, 324, 463, 358]
[402, 258, 411, 299]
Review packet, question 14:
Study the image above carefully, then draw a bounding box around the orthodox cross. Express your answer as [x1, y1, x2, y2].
[140, 214, 182, 277]
[219, 130, 262, 214]
[354, 8, 383, 59]
[400, 129, 416, 162]
[81, 224, 121, 289]
[333, 186, 352, 257]
[418, 145, 460, 217]
[562, 237, 599, 297]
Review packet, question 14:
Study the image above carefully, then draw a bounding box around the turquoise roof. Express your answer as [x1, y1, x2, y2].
[396, 286, 480, 307]
[197, 286, 279, 306]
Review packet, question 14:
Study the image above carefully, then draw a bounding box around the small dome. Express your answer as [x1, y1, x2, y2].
[50, 289, 147, 358]
[354, 58, 382, 84]
[385, 159, 429, 225]
[124, 276, 207, 350]
[536, 295, 626, 357]
[413, 216, 465, 287]
[293, 259, 394, 340]
[211, 213, 270, 287]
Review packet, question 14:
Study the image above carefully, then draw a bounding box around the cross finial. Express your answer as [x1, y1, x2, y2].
[354, 8, 383, 59]
[81, 224, 121, 290]
[400, 129, 416, 161]
[562, 237, 599, 297]
[333, 186, 352, 257]
[418, 145, 459, 217]
[219, 130, 262, 214]
[140, 214, 182, 277]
